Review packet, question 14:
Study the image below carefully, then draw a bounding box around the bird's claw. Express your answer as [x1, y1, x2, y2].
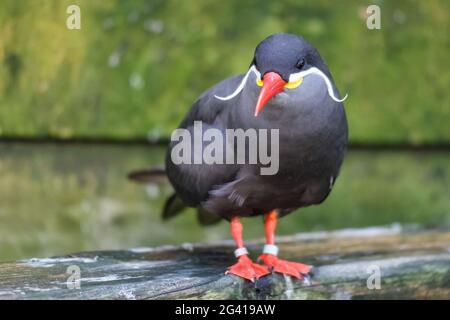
[226, 255, 270, 282]
[258, 253, 311, 279]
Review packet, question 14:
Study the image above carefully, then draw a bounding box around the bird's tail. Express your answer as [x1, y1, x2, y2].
[128, 168, 222, 226]
[127, 167, 167, 183]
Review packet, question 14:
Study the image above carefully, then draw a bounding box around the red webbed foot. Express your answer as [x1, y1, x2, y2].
[226, 255, 270, 282]
[258, 253, 312, 279]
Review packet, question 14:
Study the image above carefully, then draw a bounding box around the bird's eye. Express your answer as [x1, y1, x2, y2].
[296, 58, 306, 69]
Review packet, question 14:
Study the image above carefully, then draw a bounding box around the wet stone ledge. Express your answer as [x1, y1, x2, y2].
[0, 225, 449, 299]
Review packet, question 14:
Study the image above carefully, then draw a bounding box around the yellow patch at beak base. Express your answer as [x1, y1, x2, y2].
[256, 78, 263, 87]
[256, 77, 303, 89]
[284, 77, 303, 89]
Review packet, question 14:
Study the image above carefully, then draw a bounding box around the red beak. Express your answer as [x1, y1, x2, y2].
[254, 72, 287, 116]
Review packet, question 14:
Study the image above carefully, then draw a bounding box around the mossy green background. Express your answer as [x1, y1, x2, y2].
[0, 0, 448, 143]
[0, 1, 449, 262]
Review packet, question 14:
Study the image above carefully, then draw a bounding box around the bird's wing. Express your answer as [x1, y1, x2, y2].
[165, 75, 245, 207]
[179, 74, 244, 127]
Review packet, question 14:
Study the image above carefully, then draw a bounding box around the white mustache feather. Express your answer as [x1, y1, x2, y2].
[214, 65, 347, 103]
[214, 65, 261, 101]
[288, 67, 348, 102]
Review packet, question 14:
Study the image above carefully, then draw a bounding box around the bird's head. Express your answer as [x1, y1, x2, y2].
[215, 33, 347, 116]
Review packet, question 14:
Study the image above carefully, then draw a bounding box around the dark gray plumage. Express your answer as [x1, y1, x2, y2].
[162, 33, 348, 222]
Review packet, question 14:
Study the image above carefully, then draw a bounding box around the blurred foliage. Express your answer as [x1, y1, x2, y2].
[0, 144, 449, 261]
[0, 0, 448, 143]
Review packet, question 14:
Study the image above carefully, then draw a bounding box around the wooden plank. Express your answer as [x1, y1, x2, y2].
[0, 226, 449, 299]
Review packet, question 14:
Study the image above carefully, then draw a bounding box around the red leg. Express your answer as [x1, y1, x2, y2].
[258, 210, 312, 279]
[226, 217, 269, 282]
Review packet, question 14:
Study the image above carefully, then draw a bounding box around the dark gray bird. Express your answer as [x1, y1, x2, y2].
[130, 33, 348, 281]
